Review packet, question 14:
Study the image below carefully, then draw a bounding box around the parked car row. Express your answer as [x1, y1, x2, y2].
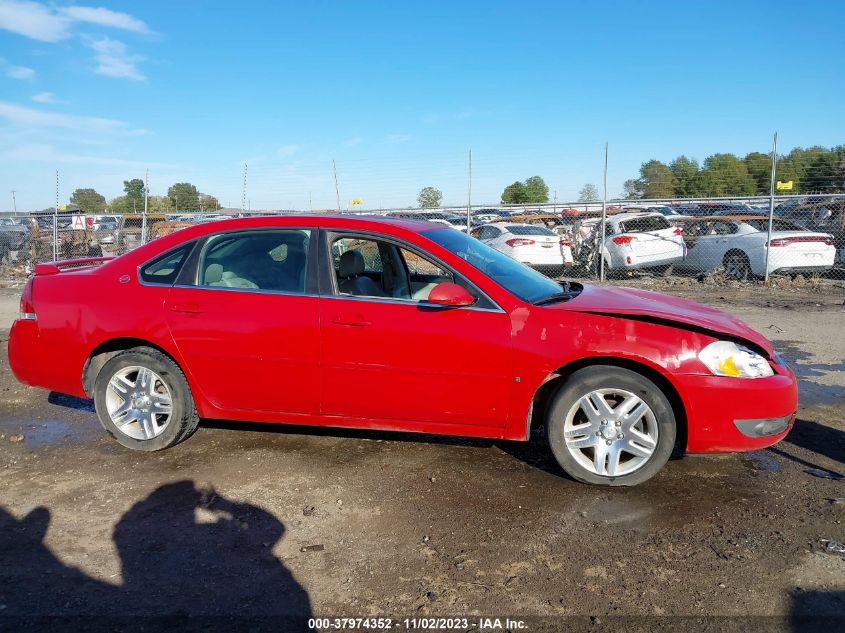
[461, 209, 836, 280]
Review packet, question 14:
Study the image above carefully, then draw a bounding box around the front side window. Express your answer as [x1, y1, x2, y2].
[331, 235, 455, 301]
[198, 229, 310, 292]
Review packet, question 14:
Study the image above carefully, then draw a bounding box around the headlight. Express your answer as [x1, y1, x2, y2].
[698, 341, 774, 378]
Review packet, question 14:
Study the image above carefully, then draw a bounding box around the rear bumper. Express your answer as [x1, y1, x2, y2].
[766, 247, 835, 274]
[676, 370, 798, 453]
[611, 251, 684, 270]
[8, 319, 87, 398]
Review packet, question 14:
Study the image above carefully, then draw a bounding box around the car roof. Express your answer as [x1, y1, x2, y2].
[188, 213, 443, 234]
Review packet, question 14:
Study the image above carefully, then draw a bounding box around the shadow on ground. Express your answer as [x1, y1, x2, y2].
[0, 480, 313, 631]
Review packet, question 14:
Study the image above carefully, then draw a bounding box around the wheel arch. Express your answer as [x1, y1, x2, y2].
[528, 356, 688, 456]
[82, 337, 183, 398]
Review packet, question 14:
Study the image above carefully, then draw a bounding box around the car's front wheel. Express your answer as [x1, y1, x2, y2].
[93, 347, 199, 451]
[546, 366, 676, 486]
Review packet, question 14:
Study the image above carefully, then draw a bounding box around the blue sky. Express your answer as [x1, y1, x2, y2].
[1, 0, 843, 211]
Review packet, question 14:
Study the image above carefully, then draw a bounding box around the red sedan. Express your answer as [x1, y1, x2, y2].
[8, 215, 797, 486]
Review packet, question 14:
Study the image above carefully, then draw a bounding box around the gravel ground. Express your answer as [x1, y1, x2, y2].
[0, 282, 843, 632]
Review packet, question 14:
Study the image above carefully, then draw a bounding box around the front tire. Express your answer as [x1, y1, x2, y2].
[93, 347, 199, 451]
[546, 366, 676, 486]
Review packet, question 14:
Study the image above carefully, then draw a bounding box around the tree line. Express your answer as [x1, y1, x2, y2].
[623, 145, 845, 200]
[67, 180, 220, 214]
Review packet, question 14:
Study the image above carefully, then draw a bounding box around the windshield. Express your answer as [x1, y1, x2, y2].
[423, 228, 566, 303]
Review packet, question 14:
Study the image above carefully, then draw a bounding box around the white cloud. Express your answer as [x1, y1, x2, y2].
[86, 37, 145, 81]
[0, 101, 147, 135]
[1, 142, 174, 168]
[31, 91, 55, 103]
[0, 0, 70, 42]
[0, 2, 150, 81]
[277, 144, 300, 157]
[7, 64, 34, 79]
[344, 136, 364, 147]
[0, 2, 150, 41]
[60, 6, 150, 34]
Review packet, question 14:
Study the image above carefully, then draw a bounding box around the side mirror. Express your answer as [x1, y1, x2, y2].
[427, 282, 475, 307]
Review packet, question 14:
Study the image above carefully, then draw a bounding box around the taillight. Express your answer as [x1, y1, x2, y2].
[768, 236, 833, 247]
[559, 239, 572, 247]
[672, 228, 683, 236]
[612, 235, 637, 245]
[506, 238, 535, 247]
[19, 278, 36, 321]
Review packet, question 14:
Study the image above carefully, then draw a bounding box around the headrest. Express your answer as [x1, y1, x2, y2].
[338, 249, 364, 278]
[205, 263, 223, 283]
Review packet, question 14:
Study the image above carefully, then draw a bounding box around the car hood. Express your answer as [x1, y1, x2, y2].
[557, 284, 773, 355]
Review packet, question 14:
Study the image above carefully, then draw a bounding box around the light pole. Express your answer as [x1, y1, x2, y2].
[10, 190, 16, 214]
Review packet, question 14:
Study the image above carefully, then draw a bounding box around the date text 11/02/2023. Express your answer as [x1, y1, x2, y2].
[307, 617, 528, 630]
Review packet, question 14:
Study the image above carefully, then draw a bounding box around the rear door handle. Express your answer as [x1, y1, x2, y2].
[169, 301, 203, 314]
[331, 314, 372, 327]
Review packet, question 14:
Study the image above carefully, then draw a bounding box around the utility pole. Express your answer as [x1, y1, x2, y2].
[141, 168, 149, 244]
[309, 191, 313, 212]
[599, 143, 608, 282]
[333, 160, 341, 213]
[10, 190, 16, 214]
[53, 170, 59, 261]
[764, 132, 778, 283]
[242, 162, 248, 216]
[466, 148, 472, 231]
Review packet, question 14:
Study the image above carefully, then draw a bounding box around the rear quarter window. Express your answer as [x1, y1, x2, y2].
[139, 244, 192, 285]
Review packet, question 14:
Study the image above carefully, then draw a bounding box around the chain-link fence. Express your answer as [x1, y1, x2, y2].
[2, 195, 843, 292]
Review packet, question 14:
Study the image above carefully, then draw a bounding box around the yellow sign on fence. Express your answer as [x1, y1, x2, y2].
[776, 180, 794, 191]
[351, 199, 363, 206]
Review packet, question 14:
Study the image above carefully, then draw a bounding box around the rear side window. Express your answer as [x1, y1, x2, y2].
[139, 245, 191, 285]
[198, 229, 311, 293]
[506, 225, 555, 236]
[619, 216, 671, 233]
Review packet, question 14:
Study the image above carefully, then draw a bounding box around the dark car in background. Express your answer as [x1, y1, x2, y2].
[0, 218, 32, 262]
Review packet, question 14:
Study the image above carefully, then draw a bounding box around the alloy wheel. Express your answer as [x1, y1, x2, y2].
[105, 365, 173, 440]
[562, 388, 659, 477]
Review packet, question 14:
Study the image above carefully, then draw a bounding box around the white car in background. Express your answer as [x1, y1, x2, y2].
[470, 222, 573, 274]
[598, 212, 686, 273]
[677, 215, 835, 280]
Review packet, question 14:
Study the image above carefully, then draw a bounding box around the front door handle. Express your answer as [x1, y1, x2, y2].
[169, 301, 203, 314]
[332, 314, 372, 327]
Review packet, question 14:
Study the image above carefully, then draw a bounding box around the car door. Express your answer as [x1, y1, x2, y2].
[163, 228, 321, 414]
[319, 230, 513, 429]
[682, 221, 720, 271]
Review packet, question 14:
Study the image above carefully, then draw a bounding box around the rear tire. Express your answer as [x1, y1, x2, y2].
[93, 347, 199, 451]
[546, 366, 676, 486]
[723, 251, 752, 281]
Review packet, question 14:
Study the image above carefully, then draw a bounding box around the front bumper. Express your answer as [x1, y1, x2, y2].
[675, 369, 798, 453]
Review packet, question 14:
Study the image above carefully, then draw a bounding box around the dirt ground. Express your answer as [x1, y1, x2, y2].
[0, 281, 843, 631]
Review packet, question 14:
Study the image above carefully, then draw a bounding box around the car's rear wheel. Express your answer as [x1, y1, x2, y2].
[93, 348, 199, 451]
[724, 251, 752, 281]
[546, 366, 676, 486]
